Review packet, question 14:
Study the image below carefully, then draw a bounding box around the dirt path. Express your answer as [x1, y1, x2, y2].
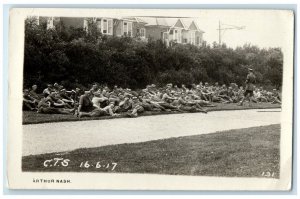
[22, 109, 281, 156]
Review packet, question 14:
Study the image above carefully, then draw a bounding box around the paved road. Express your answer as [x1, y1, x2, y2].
[22, 109, 281, 156]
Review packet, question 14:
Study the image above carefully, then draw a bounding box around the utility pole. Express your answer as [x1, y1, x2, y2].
[219, 20, 221, 46]
[217, 20, 245, 46]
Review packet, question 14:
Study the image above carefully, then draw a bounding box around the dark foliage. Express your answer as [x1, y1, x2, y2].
[24, 18, 283, 90]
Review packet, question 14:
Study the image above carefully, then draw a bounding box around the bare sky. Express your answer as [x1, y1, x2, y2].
[193, 10, 292, 49]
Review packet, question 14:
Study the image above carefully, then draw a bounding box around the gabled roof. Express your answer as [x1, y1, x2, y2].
[190, 21, 205, 33]
[156, 18, 169, 26]
[122, 17, 147, 24]
[122, 17, 205, 33]
[181, 19, 205, 33]
[141, 17, 188, 28]
[135, 17, 148, 24]
[189, 21, 198, 31]
[146, 18, 188, 29]
[170, 18, 188, 29]
[140, 17, 169, 27]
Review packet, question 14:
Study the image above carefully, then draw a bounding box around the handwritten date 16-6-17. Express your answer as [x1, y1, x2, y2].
[79, 161, 117, 170]
[43, 158, 118, 170]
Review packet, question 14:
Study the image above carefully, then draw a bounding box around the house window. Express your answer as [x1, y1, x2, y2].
[163, 32, 169, 40]
[103, 19, 108, 34]
[196, 36, 200, 45]
[47, 17, 54, 29]
[190, 31, 196, 44]
[96, 20, 101, 30]
[173, 29, 181, 43]
[101, 19, 113, 35]
[123, 21, 133, 37]
[137, 28, 146, 37]
[108, 19, 113, 35]
[140, 28, 145, 37]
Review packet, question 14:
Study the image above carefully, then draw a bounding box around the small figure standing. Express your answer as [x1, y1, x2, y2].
[238, 68, 256, 106]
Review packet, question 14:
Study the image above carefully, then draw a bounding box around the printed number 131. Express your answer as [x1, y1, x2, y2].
[261, 171, 275, 177]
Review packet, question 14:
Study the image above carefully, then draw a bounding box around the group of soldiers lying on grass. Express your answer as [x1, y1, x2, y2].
[23, 82, 281, 118]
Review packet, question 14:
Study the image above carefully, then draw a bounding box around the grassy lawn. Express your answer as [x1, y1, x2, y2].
[23, 102, 281, 124]
[22, 124, 280, 178]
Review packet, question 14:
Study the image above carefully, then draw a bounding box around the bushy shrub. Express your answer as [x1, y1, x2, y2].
[23, 19, 283, 90]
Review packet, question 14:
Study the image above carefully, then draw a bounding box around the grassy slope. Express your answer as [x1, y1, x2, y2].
[23, 102, 281, 124]
[22, 124, 280, 178]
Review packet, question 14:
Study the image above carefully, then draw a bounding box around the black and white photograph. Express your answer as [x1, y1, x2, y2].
[7, 8, 294, 190]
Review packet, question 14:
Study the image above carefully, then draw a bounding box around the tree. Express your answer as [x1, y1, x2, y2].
[23, 18, 283, 90]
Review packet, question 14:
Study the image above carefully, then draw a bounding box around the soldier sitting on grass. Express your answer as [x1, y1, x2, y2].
[127, 96, 145, 118]
[43, 84, 53, 97]
[37, 96, 74, 114]
[23, 89, 38, 111]
[77, 91, 119, 118]
[58, 89, 75, 108]
[29, 84, 42, 101]
[271, 89, 281, 104]
[113, 94, 132, 113]
[140, 92, 167, 112]
[171, 93, 204, 113]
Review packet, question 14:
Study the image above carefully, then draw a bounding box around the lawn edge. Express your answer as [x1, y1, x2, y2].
[22, 123, 280, 158]
[23, 106, 281, 125]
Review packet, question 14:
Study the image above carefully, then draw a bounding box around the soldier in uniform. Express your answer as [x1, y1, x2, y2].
[238, 68, 256, 106]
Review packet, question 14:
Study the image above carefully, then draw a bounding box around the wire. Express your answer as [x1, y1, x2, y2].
[221, 23, 244, 29]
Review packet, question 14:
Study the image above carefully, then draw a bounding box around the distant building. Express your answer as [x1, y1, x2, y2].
[114, 17, 147, 40]
[140, 17, 170, 44]
[141, 17, 205, 46]
[181, 19, 204, 45]
[35, 16, 205, 46]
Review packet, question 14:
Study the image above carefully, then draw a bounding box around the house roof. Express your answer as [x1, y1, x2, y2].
[141, 17, 186, 28]
[167, 18, 188, 29]
[139, 17, 204, 33]
[181, 19, 205, 33]
[192, 21, 205, 33]
[122, 17, 148, 24]
[139, 17, 169, 27]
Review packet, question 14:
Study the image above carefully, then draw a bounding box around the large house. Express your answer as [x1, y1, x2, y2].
[140, 17, 204, 46]
[36, 16, 204, 46]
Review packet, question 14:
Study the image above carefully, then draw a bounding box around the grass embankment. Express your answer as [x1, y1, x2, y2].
[22, 124, 280, 178]
[23, 102, 281, 125]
